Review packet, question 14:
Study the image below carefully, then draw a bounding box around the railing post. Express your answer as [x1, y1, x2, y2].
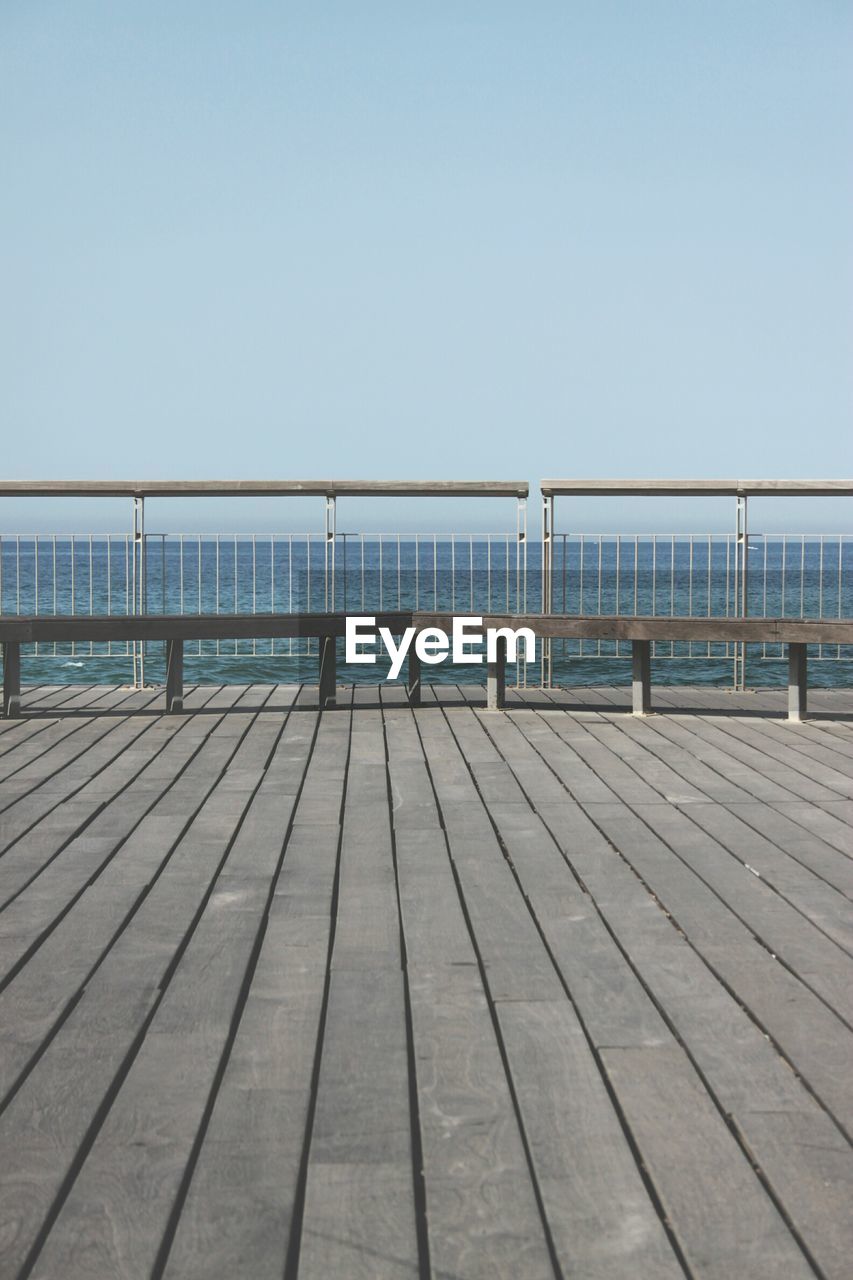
[541, 491, 553, 687]
[132, 496, 145, 688]
[324, 495, 336, 612]
[735, 493, 748, 690]
[516, 495, 527, 686]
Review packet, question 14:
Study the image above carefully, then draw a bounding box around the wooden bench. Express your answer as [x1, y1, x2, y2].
[0, 612, 412, 718]
[413, 613, 853, 721]
[2, 612, 851, 722]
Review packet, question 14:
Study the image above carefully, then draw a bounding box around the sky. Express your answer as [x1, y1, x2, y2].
[1, 1, 851, 534]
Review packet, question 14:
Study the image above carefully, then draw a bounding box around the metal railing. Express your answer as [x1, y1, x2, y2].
[545, 532, 853, 679]
[541, 479, 853, 687]
[0, 530, 530, 683]
[1, 478, 850, 688]
[1, 529, 850, 687]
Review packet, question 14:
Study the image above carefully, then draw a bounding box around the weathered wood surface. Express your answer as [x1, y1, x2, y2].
[540, 478, 853, 496]
[0, 682, 851, 1279]
[4, 609, 851, 646]
[0, 479, 529, 498]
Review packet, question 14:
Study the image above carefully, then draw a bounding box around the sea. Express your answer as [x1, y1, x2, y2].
[2, 534, 850, 689]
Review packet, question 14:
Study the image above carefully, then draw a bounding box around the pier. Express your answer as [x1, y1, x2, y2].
[1, 680, 852, 1278]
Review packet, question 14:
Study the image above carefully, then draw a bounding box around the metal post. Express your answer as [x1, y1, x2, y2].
[516, 495, 527, 686]
[541, 492, 553, 687]
[324, 495, 336, 612]
[132, 496, 145, 688]
[735, 494, 748, 690]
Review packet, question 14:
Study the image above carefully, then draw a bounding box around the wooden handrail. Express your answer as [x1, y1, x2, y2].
[3, 610, 850, 721]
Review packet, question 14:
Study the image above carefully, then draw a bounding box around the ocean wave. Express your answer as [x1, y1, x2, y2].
[62, 661, 86, 668]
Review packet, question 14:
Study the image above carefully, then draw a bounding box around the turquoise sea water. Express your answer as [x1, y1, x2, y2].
[2, 536, 851, 688]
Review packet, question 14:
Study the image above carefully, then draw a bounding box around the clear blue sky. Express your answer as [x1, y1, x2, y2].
[1, 1, 851, 533]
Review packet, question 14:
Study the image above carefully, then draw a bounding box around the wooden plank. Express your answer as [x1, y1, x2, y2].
[0, 691, 234, 977]
[450, 701, 840, 1274]
[634, 708, 843, 807]
[0, 611, 415, 646]
[0, 696, 166, 858]
[412, 612, 853, 646]
[27, 697, 319, 1280]
[0, 707, 308, 1278]
[600, 1045, 814, 1278]
[4, 610, 852, 650]
[420, 698, 688, 1275]
[501, 697, 853, 1123]
[0, 692, 261, 1100]
[0, 694, 130, 787]
[541, 478, 853, 497]
[381, 694, 556, 1278]
[295, 688, 420, 1278]
[297, 967, 419, 1280]
[721, 801, 853, 897]
[160, 822, 338, 1279]
[478, 703, 853, 1279]
[582, 801, 853, 1135]
[782, 719, 853, 764]
[669, 802, 853, 946]
[0, 684, 162, 792]
[0, 716, 61, 763]
[0, 478, 529, 498]
[495, 999, 684, 1277]
[627, 801, 853, 1021]
[693, 714, 853, 802]
[570, 714, 853, 949]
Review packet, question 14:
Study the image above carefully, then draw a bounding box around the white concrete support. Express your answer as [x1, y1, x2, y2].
[487, 634, 507, 710]
[632, 639, 652, 715]
[788, 643, 807, 721]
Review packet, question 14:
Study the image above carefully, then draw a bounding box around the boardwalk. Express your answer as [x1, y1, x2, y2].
[1, 681, 852, 1279]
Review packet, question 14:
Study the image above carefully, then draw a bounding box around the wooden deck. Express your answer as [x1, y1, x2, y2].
[1, 681, 852, 1280]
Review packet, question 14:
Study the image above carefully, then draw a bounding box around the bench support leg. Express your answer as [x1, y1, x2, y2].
[632, 640, 651, 715]
[166, 639, 184, 712]
[788, 643, 807, 722]
[319, 636, 337, 708]
[407, 648, 421, 707]
[2, 642, 21, 718]
[487, 636, 506, 710]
